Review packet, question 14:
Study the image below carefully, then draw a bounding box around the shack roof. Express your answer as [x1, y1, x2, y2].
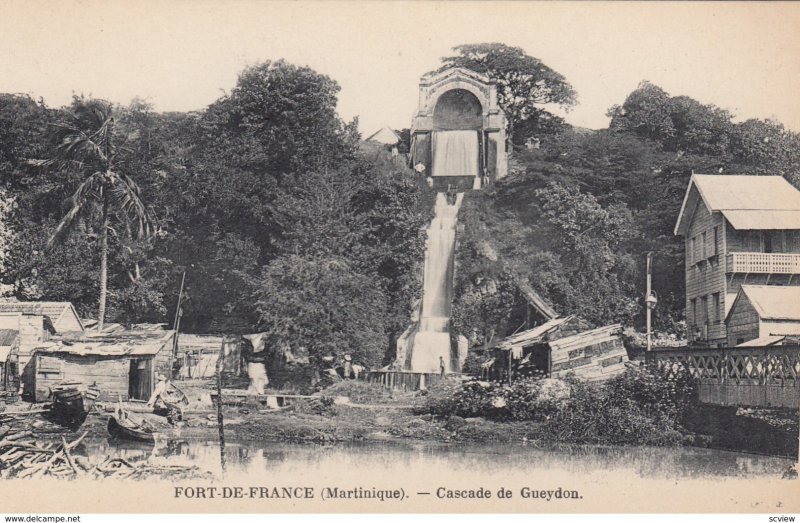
[735, 335, 786, 347]
[35, 329, 174, 358]
[495, 316, 574, 350]
[0, 346, 12, 363]
[365, 127, 400, 145]
[81, 320, 168, 335]
[0, 300, 84, 333]
[674, 175, 800, 235]
[548, 324, 624, 351]
[726, 285, 800, 322]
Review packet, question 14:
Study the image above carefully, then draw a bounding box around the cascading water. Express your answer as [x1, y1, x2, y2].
[405, 192, 463, 373]
[431, 130, 479, 178]
[395, 130, 477, 374]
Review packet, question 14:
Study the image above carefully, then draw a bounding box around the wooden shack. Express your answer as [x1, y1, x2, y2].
[29, 329, 174, 402]
[490, 320, 629, 383]
[548, 324, 629, 382]
[0, 329, 19, 394]
[725, 285, 800, 347]
[174, 334, 245, 379]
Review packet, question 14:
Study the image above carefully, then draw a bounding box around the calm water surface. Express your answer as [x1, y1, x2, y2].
[77, 436, 794, 480]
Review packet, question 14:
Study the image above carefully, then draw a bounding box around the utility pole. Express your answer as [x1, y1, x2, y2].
[169, 271, 186, 378]
[645, 252, 658, 352]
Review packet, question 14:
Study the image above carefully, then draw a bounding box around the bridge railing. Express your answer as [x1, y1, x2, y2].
[646, 345, 800, 408]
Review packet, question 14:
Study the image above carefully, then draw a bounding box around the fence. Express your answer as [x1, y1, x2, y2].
[646, 345, 800, 408]
[364, 370, 451, 391]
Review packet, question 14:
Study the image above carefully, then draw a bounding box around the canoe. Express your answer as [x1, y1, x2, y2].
[107, 408, 158, 443]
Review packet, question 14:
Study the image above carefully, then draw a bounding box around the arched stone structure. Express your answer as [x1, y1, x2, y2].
[411, 67, 507, 187]
[433, 89, 483, 130]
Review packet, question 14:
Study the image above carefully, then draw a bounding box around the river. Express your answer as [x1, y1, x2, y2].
[79, 436, 793, 479]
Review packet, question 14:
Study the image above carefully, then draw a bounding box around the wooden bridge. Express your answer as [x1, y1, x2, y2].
[646, 345, 800, 408]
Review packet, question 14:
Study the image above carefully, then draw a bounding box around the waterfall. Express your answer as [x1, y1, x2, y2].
[431, 130, 479, 177]
[399, 192, 464, 374]
[395, 129, 479, 374]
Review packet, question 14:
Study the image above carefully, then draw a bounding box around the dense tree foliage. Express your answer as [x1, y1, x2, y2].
[452, 81, 800, 342]
[1, 55, 799, 361]
[0, 61, 429, 367]
[439, 43, 577, 147]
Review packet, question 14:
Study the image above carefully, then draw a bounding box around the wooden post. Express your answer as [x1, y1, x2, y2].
[646, 252, 653, 352]
[215, 337, 226, 474]
[168, 271, 186, 380]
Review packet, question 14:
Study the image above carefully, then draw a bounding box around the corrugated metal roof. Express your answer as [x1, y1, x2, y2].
[738, 285, 800, 321]
[694, 175, 800, 211]
[0, 301, 72, 319]
[722, 210, 800, 230]
[548, 323, 624, 351]
[495, 316, 573, 350]
[35, 330, 174, 357]
[675, 174, 800, 235]
[0, 329, 18, 346]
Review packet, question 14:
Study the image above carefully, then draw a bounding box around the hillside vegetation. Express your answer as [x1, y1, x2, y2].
[1, 47, 799, 363]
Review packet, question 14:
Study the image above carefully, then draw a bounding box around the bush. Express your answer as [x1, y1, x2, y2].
[289, 396, 336, 416]
[413, 366, 695, 446]
[414, 379, 504, 419]
[604, 365, 695, 423]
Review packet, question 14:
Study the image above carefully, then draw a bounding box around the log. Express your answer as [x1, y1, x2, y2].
[6, 430, 33, 441]
[60, 436, 78, 476]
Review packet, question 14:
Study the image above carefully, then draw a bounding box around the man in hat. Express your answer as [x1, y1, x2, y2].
[342, 354, 353, 380]
[147, 373, 170, 408]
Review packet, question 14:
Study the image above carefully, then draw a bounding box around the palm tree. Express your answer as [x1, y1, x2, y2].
[45, 97, 152, 330]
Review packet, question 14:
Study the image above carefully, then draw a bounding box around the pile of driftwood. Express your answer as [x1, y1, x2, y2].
[0, 420, 209, 480]
[0, 424, 89, 479]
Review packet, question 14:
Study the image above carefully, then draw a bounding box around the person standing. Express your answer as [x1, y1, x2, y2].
[343, 354, 353, 380]
[439, 356, 446, 377]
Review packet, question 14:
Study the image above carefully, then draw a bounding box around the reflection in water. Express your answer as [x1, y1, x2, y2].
[75, 437, 792, 480]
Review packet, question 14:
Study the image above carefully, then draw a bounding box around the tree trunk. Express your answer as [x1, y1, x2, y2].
[98, 199, 109, 331]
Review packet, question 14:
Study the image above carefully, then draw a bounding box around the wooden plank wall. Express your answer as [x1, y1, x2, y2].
[550, 331, 629, 382]
[685, 203, 727, 344]
[726, 294, 760, 346]
[34, 354, 136, 402]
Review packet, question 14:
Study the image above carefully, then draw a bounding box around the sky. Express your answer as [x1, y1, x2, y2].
[1, 1, 799, 136]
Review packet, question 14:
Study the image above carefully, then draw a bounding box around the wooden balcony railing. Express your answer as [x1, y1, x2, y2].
[726, 252, 800, 274]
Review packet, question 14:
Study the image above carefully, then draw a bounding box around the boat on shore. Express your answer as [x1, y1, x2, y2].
[107, 405, 158, 443]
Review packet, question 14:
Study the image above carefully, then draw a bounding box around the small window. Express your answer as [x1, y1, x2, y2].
[690, 298, 697, 326]
[713, 227, 719, 255]
[701, 296, 708, 324]
[690, 237, 696, 264]
[713, 293, 720, 323]
[701, 231, 707, 259]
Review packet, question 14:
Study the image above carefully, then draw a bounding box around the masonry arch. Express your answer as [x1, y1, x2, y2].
[433, 89, 483, 130]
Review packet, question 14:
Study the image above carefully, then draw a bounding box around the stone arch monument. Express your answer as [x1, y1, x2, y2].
[410, 67, 507, 189]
